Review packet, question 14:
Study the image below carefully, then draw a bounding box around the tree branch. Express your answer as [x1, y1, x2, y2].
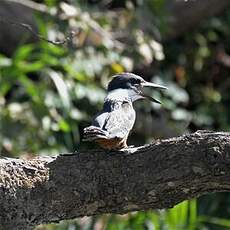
[1, 130, 230, 230]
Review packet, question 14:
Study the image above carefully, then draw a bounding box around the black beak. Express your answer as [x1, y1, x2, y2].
[140, 81, 167, 104]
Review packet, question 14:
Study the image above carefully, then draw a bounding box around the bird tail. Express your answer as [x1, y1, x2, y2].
[83, 126, 109, 141]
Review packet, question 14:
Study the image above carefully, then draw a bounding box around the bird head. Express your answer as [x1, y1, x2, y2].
[107, 73, 167, 103]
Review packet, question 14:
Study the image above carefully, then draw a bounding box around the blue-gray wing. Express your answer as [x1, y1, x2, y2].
[84, 101, 135, 141]
[103, 102, 136, 139]
[92, 112, 109, 128]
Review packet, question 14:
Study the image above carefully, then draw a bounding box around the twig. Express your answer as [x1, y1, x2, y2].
[0, 17, 76, 46]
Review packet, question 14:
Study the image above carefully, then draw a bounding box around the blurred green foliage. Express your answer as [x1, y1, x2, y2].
[0, 0, 230, 229]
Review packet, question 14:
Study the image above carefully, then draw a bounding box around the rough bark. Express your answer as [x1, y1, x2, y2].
[1, 131, 230, 229]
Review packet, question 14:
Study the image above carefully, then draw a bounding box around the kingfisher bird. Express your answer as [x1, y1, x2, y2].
[83, 72, 167, 150]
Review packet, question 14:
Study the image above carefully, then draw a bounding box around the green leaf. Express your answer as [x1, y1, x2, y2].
[199, 216, 230, 228]
[189, 199, 197, 230]
[0, 55, 12, 67]
[49, 70, 71, 110]
[58, 119, 71, 132]
[17, 61, 44, 73]
[13, 44, 34, 63]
